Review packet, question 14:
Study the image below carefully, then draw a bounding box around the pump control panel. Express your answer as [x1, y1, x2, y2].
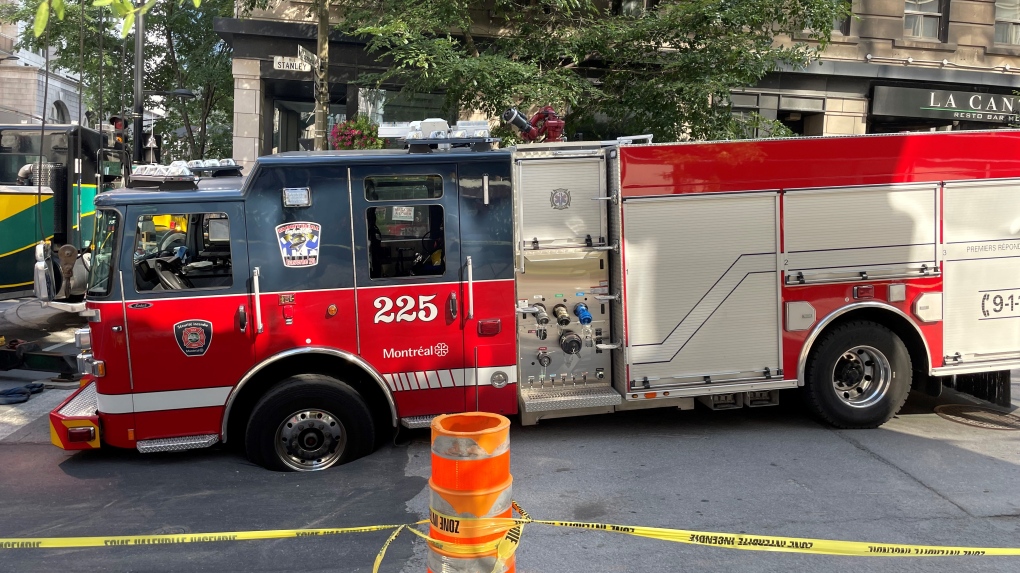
[516, 253, 612, 389]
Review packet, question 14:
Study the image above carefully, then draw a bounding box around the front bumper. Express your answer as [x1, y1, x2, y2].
[49, 381, 101, 450]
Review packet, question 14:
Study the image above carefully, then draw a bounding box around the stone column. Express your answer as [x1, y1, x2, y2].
[232, 58, 263, 173]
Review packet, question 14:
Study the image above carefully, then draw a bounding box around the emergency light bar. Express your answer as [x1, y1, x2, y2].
[401, 118, 500, 153]
[129, 158, 243, 190]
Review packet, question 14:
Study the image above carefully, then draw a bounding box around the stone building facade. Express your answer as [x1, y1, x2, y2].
[0, 20, 81, 126]
[743, 0, 1020, 135]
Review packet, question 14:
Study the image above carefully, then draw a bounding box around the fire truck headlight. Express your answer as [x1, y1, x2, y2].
[74, 327, 91, 350]
[490, 371, 509, 389]
[76, 353, 105, 377]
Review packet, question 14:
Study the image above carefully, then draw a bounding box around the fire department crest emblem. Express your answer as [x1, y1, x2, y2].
[276, 222, 322, 267]
[550, 188, 571, 210]
[173, 319, 213, 357]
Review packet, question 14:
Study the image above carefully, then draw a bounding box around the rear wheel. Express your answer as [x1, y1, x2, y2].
[245, 374, 375, 472]
[804, 320, 911, 428]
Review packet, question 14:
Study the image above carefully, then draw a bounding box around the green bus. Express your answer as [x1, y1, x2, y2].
[0, 125, 124, 301]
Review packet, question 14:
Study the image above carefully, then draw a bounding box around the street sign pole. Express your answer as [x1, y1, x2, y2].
[313, 0, 329, 151]
[132, 3, 144, 165]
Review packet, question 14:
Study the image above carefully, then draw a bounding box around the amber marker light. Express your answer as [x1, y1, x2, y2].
[327, 304, 338, 317]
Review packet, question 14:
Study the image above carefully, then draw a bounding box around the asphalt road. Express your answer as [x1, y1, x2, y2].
[3, 299, 1020, 572]
[2, 386, 1020, 573]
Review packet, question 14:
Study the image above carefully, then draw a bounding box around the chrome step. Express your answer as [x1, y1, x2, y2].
[136, 434, 218, 454]
[520, 384, 622, 413]
[400, 415, 437, 429]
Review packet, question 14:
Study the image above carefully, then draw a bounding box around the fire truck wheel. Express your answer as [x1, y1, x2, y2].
[245, 374, 375, 472]
[804, 320, 911, 429]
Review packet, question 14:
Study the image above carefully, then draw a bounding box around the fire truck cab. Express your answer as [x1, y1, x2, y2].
[50, 127, 1020, 471]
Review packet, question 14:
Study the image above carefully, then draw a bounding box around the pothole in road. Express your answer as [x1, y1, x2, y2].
[934, 404, 1020, 430]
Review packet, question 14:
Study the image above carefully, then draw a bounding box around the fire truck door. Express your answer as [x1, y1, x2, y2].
[350, 164, 466, 414]
[120, 202, 254, 441]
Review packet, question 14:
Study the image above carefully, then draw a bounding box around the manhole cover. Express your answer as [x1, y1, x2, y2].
[934, 405, 1020, 430]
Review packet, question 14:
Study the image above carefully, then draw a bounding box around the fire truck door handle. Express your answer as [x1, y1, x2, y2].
[448, 292, 458, 319]
[238, 305, 247, 333]
[466, 256, 474, 319]
[253, 267, 264, 334]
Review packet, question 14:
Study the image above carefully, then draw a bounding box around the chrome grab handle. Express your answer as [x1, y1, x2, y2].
[466, 256, 474, 319]
[253, 267, 264, 334]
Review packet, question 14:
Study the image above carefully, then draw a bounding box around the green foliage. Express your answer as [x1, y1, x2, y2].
[3, 0, 230, 160]
[329, 115, 385, 150]
[148, 0, 234, 160]
[332, 0, 848, 142]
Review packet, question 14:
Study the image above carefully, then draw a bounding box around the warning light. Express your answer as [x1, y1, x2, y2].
[327, 304, 338, 317]
[67, 426, 95, 443]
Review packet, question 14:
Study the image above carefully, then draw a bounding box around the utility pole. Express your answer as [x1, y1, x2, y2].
[132, 4, 145, 164]
[313, 0, 329, 151]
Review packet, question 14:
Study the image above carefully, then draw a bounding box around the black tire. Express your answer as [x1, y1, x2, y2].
[804, 320, 911, 429]
[245, 374, 375, 472]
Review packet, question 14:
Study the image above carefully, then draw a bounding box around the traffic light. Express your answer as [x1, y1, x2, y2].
[108, 115, 126, 149]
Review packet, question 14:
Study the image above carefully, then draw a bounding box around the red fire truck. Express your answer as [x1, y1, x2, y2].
[43, 126, 1020, 471]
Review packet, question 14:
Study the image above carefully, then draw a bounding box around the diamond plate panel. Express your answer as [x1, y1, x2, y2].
[136, 434, 219, 453]
[520, 384, 621, 412]
[57, 382, 97, 417]
[400, 415, 437, 429]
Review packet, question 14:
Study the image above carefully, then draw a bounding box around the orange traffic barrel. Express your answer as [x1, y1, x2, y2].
[431, 412, 510, 491]
[427, 544, 515, 573]
[429, 412, 514, 573]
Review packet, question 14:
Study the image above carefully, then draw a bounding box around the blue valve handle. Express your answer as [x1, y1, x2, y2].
[574, 303, 592, 325]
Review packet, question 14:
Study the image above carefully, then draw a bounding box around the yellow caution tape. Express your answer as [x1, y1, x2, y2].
[0, 524, 403, 549]
[3, 501, 1019, 569]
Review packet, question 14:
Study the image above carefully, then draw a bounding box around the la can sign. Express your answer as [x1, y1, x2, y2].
[273, 56, 311, 73]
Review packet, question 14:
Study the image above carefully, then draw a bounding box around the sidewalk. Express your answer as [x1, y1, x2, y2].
[0, 299, 82, 443]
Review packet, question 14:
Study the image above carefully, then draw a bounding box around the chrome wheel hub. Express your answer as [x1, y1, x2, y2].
[831, 345, 891, 409]
[275, 409, 346, 471]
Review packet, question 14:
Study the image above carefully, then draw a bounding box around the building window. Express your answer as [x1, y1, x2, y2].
[996, 1, 1020, 44]
[834, 0, 852, 36]
[904, 0, 946, 41]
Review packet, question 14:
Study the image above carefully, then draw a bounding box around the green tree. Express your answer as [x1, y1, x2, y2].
[3, 0, 232, 160]
[339, 0, 848, 141]
[148, 0, 233, 160]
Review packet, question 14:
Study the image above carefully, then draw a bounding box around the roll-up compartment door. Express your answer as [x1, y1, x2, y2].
[943, 179, 1020, 363]
[624, 193, 780, 385]
[784, 184, 938, 284]
[516, 157, 605, 249]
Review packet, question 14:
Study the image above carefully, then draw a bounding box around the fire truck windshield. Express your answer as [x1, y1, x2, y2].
[87, 209, 119, 297]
